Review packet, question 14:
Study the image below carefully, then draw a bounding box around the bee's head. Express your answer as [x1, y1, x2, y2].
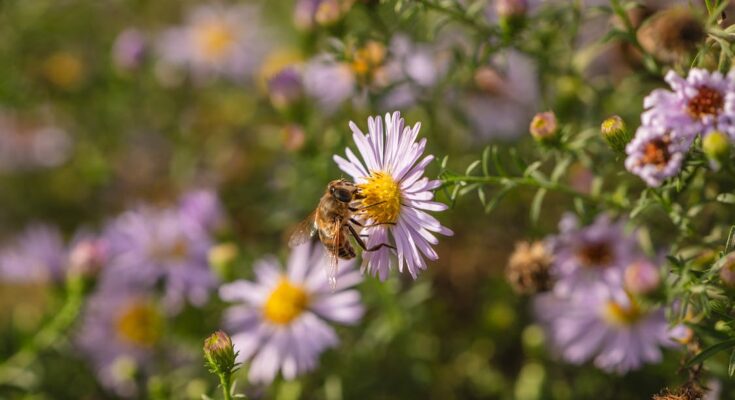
[328, 179, 357, 203]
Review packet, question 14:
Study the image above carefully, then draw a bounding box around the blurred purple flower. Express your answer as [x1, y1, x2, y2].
[77, 287, 164, 397]
[102, 204, 217, 313]
[219, 241, 364, 384]
[625, 124, 689, 187]
[463, 51, 540, 139]
[267, 66, 304, 109]
[294, 0, 351, 29]
[112, 28, 147, 71]
[549, 213, 636, 298]
[642, 69, 735, 142]
[380, 35, 450, 110]
[0, 223, 67, 283]
[155, 4, 268, 82]
[0, 110, 73, 171]
[303, 55, 357, 112]
[178, 188, 225, 232]
[333, 111, 453, 280]
[534, 289, 680, 374]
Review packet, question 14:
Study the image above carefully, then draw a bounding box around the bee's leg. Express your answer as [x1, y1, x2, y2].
[349, 218, 396, 228]
[349, 201, 385, 212]
[347, 224, 396, 252]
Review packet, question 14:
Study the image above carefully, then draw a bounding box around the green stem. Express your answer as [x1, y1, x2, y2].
[0, 277, 86, 387]
[412, 0, 498, 37]
[219, 373, 233, 400]
[441, 175, 628, 210]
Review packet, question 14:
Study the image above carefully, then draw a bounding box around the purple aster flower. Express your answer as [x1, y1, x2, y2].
[625, 124, 689, 187]
[267, 66, 304, 109]
[0, 223, 67, 283]
[303, 55, 357, 112]
[102, 204, 217, 313]
[155, 4, 268, 82]
[333, 111, 453, 280]
[549, 213, 637, 298]
[463, 51, 540, 139]
[219, 241, 364, 384]
[294, 0, 351, 29]
[379, 35, 450, 110]
[642, 68, 735, 141]
[534, 289, 681, 374]
[112, 28, 147, 71]
[178, 188, 225, 233]
[76, 287, 164, 397]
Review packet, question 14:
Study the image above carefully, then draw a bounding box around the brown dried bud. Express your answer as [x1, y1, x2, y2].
[506, 241, 553, 295]
[652, 382, 704, 400]
[637, 7, 705, 64]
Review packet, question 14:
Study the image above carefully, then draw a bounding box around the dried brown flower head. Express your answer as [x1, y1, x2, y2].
[637, 7, 705, 64]
[506, 241, 553, 295]
[652, 383, 704, 400]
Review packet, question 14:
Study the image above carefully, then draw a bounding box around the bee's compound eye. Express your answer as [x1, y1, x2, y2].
[334, 189, 352, 202]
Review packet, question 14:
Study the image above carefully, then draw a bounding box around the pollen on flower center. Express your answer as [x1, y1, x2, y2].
[687, 86, 724, 119]
[603, 300, 643, 327]
[641, 138, 671, 169]
[196, 22, 236, 60]
[357, 171, 402, 224]
[115, 301, 163, 347]
[263, 279, 309, 325]
[577, 241, 613, 267]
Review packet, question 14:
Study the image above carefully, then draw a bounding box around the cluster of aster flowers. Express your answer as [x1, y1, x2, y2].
[529, 213, 686, 374]
[626, 68, 735, 187]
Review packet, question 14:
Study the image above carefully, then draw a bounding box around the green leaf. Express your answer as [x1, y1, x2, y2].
[551, 157, 572, 182]
[477, 187, 486, 206]
[530, 189, 547, 225]
[686, 338, 735, 367]
[716, 193, 735, 204]
[481, 146, 490, 176]
[726, 225, 735, 252]
[492, 146, 508, 177]
[484, 186, 514, 214]
[523, 161, 543, 177]
[465, 160, 481, 175]
[729, 349, 735, 377]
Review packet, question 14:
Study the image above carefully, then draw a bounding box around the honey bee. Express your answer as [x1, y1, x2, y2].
[289, 179, 394, 287]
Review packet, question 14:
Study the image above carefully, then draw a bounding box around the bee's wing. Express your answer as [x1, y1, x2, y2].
[325, 220, 340, 289]
[288, 210, 317, 248]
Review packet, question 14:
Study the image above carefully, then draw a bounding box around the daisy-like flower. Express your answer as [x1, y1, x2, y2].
[625, 124, 689, 187]
[0, 223, 67, 283]
[77, 287, 165, 397]
[102, 203, 217, 312]
[534, 288, 680, 374]
[333, 111, 453, 280]
[155, 4, 267, 82]
[642, 68, 735, 141]
[550, 213, 637, 298]
[219, 241, 364, 384]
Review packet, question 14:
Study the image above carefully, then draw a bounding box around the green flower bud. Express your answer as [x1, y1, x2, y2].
[600, 116, 632, 154]
[702, 130, 730, 170]
[529, 111, 558, 144]
[204, 331, 237, 375]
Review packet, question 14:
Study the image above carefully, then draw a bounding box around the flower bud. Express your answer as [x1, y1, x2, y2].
[719, 253, 735, 287]
[529, 111, 558, 143]
[203, 330, 237, 375]
[623, 260, 660, 295]
[600, 115, 632, 154]
[68, 238, 108, 279]
[496, 0, 528, 38]
[703, 130, 730, 171]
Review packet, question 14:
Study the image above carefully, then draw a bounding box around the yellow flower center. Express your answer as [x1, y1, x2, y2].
[603, 299, 643, 327]
[115, 301, 163, 347]
[196, 22, 236, 60]
[263, 279, 309, 325]
[357, 171, 402, 224]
